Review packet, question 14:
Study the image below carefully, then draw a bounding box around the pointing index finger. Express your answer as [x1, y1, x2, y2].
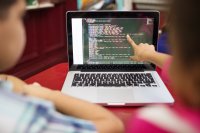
[127, 34, 137, 49]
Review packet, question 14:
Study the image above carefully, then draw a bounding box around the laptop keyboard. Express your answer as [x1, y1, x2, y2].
[71, 73, 158, 87]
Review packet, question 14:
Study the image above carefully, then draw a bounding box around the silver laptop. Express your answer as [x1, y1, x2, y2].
[61, 11, 174, 106]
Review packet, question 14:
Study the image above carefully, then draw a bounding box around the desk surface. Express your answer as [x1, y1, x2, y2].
[25, 63, 173, 124]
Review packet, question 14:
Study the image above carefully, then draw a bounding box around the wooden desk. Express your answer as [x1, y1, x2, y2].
[25, 63, 173, 124]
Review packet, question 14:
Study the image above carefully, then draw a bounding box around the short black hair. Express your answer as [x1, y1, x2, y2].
[0, 0, 17, 19]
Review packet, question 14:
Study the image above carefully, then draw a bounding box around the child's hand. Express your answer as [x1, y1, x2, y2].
[23, 83, 53, 100]
[0, 74, 53, 100]
[126, 34, 156, 62]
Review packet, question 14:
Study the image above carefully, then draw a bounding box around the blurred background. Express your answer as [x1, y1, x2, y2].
[5, 0, 169, 79]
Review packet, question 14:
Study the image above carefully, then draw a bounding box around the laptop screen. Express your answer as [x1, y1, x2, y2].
[71, 17, 154, 65]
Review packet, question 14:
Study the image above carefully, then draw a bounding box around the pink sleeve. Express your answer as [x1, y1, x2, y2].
[160, 58, 172, 85]
[126, 115, 169, 133]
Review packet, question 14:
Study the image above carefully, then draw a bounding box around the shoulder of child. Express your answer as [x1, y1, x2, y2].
[127, 105, 199, 133]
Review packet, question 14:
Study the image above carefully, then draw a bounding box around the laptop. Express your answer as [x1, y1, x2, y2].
[61, 11, 174, 106]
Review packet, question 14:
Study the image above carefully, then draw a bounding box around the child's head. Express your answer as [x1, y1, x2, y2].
[0, 0, 26, 71]
[168, 0, 200, 107]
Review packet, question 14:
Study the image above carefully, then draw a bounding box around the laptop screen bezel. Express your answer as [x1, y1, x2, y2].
[67, 11, 159, 71]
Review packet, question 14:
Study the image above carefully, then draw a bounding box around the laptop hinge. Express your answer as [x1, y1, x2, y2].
[79, 64, 146, 72]
[80, 69, 144, 72]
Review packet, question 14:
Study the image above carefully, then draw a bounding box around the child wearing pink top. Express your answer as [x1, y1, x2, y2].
[126, 58, 200, 133]
[125, 0, 200, 132]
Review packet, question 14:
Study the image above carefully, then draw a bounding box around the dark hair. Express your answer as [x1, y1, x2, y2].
[0, 0, 17, 19]
[168, 0, 200, 107]
[168, 0, 200, 65]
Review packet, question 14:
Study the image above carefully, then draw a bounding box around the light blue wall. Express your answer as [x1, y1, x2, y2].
[77, 0, 82, 10]
[77, 0, 124, 10]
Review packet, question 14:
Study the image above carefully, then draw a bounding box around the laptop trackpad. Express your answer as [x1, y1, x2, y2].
[97, 88, 134, 103]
